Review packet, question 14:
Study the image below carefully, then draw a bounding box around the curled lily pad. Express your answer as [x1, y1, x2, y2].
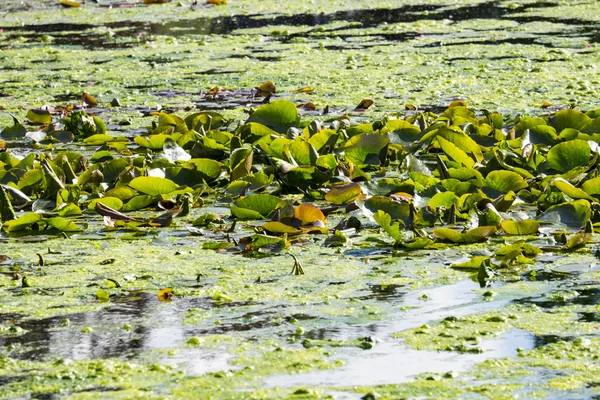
[364, 196, 411, 224]
[1, 212, 43, 232]
[552, 178, 593, 200]
[47, 217, 83, 232]
[294, 203, 326, 226]
[436, 136, 474, 168]
[372, 210, 404, 243]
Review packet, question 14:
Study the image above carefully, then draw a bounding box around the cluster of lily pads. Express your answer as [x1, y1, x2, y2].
[1, 98, 600, 268]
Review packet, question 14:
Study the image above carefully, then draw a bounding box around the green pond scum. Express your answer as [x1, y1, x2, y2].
[1, 0, 600, 399]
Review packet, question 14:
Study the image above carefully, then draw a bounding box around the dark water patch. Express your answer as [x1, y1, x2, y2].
[362, 283, 407, 302]
[533, 334, 575, 348]
[515, 286, 600, 309]
[0, 375, 27, 386]
[194, 68, 240, 76]
[578, 312, 600, 323]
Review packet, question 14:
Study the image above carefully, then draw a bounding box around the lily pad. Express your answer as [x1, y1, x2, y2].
[247, 100, 300, 133]
[129, 177, 179, 196]
[501, 220, 539, 235]
[546, 140, 591, 173]
[433, 226, 497, 243]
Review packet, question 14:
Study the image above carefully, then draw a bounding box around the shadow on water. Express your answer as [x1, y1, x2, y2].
[1, 1, 598, 49]
[514, 286, 600, 309]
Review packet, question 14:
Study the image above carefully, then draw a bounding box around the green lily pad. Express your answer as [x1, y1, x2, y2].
[549, 109, 591, 133]
[373, 210, 404, 243]
[27, 109, 52, 125]
[247, 100, 300, 133]
[129, 177, 179, 196]
[433, 226, 496, 243]
[436, 136, 475, 168]
[47, 217, 83, 232]
[1, 212, 43, 232]
[364, 196, 411, 224]
[552, 178, 593, 200]
[546, 139, 591, 173]
[234, 194, 281, 218]
[428, 191, 459, 209]
[540, 199, 591, 228]
[325, 183, 362, 205]
[341, 133, 389, 166]
[485, 170, 528, 193]
[262, 221, 302, 235]
[500, 220, 539, 235]
[88, 197, 124, 211]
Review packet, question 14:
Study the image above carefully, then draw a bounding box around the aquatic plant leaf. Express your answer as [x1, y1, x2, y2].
[325, 183, 362, 205]
[88, 197, 124, 211]
[436, 136, 474, 168]
[294, 203, 326, 226]
[527, 125, 557, 145]
[451, 256, 489, 269]
[184, 158, 223, 182]
[123, 195, 155, 212]
[247, 100, 299, 133]
[552, 178, 593, 200]
[1, 118, 27, 139]
[496, 241, 541, 257]
[581, 177, 600, 196]
[341, 133, 389, 166]
[96, 290, 109, 302]
[546, 140, 590, 173]
[551, 263, 600, 275]
[104, 187, 138, 202]
[235, 194, 281, 218]
[485, 171, 528, 193]
[364, 196, 411, 223]
[129, 177, 178, 196]
[400, 236, 434, 249]
[428, 191, 459, 209]
[26, 109, 52, 125]
[230, 206, 263, 220]
[438, 128, 483, 163]
[262, 222, 302, 235]
[57, 203, 82, 217]
[47, 217, 82, 232]
[288, 140, 318, 166]
[540, 199, 591, 228]
[1, 212, 43, 232]
[433, 226, 496, 243]
[18, 169, 44, 193]
[501, 220, 539, 235]
[562, 233, 592, 251]
[135, 134, 168, 150]
[83, 134, 125, 146]
[549, 109, 591, 133]
[372, 210, 404, 242]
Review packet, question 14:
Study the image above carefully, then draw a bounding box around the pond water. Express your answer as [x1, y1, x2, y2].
[1, 0, 600, 399]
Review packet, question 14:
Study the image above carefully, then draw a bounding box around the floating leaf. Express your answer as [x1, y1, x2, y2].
[325, 183, 362, 205]
[247, 100, 299, 133]
[433, 226, 496, 243]
[234, 194, 281, 218]
[546, 140, 591, 173]
[96, 290, 110, 301]
[436, 136, 474, 168]
[1, 212, 43, 232]
[262, 222, 302, 235]
[552, 178, 593, 200]
[364, 196, 411, 223]
[129, 177, 178, 196]
[562, 233, 592, 251]
[341, 133, 389, 166]
[294, 203, 326, 226]
[451, 256, 489, 269]
[47, 217, 83, 232]
[485, 171, 528, 193]
[549, 109, 591, 133]
[26, 109, 52, 125]
[88, 197, 124, 211]
[501, 220, 539, 235]
[540, 199, 591, 229]
[428, 191, 459, 209]
[372, 210, 404, 242]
